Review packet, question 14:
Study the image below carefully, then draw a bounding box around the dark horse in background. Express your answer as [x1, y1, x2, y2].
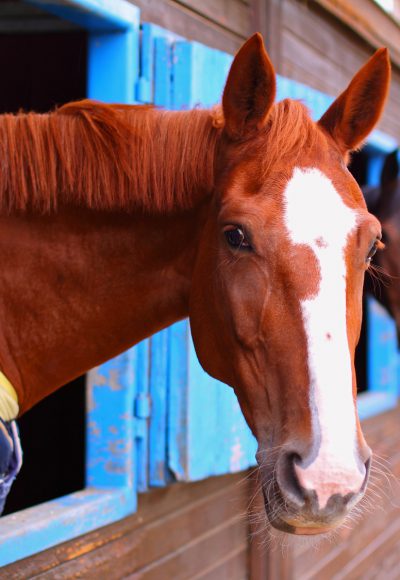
[363, 150, 400, 338]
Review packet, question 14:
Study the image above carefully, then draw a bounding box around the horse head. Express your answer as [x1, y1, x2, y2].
[189, 34, 390, 534]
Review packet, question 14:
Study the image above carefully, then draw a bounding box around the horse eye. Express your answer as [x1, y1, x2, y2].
[366, 239, 380, 263]
[224, 226, 252, 250]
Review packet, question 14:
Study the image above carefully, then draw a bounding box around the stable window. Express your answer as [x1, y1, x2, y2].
[0, 0, 140, 566]
[0, 22, 87, 515]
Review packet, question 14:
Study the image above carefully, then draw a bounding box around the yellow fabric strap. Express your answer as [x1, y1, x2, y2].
[0, 371, 19, 421]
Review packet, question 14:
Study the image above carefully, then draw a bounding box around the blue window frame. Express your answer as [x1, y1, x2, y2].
[0, 0, 140, 566]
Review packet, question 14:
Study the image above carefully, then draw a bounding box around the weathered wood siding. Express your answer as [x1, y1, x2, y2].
[3, 406, 400, 578]
[136, 0, 400, 142]
[266, 0, 400, 143]
[131, 0, 253, 54]
[1, 473, 252, 579]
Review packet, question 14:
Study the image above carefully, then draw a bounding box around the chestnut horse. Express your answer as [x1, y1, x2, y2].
[0, 34, 390, 534]
[364, 150, 400, 338]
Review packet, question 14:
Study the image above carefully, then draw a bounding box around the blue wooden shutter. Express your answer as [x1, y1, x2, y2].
[135, 26, 258, 485]
[156, 37, 257, 483]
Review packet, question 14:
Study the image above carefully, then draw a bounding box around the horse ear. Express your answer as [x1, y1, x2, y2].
[222, 33, 276, 139]
[319, 48, 391, 154]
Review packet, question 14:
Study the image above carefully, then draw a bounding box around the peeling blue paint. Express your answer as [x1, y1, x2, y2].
[358, 297, 399, 420]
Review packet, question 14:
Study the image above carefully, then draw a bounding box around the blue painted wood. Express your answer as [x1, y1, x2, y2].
[358, 297, 399, 420]
[135, 23, 183, 487]
[148, 330, 170, 486]
[136, 23, 181, 105]
[88, 29, 137, 103]
[0, 488, 135, 567]
[165, 40, 257, 482]
[357, 390, 398, 420]
[366, 151, 385, 188]
[86, 353, 136, 490]
[154, 37, 172, 108]
[367, 297, 398, 394]
[132, 340, 150, 492]
[167, 321, 190, 481]
[173, 41, 232, 109]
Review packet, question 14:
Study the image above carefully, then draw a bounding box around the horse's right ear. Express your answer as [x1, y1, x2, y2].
[222, 33, 276, 140]
[319, 48, 390, 155]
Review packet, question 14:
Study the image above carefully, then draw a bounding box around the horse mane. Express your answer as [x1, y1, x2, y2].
[0, 98, 323, 214]
[0, 100, 220, 214]
[259, 99, 323, 178]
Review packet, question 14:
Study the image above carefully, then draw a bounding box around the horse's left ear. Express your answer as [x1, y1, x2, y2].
[222, 33, 276, 140]
[319, 48, 391, 154]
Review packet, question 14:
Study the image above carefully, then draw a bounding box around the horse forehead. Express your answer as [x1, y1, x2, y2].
[283, 167, 357, 246]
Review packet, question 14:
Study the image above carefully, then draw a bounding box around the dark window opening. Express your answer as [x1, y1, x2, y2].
[350, 150, 370, 395]
[1, 25, 88, 514]
[4, 377, 86, 514]
[0, 31, 87, 113]
[356, 300, 368, 394]
[348, 149, 369, 188]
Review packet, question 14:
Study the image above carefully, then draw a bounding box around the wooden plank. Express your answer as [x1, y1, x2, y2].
[313, 0, 400, 67]
[280, 31, 348, 97]
[131, 0, 246, 54]
[2, 473, 251, 578]
[174, 0, 250, 37]
[192, 545, 248, 580]
[281, 0, 372, 78]
[128, 517, 246, 579]
[276, 0, 400, 141]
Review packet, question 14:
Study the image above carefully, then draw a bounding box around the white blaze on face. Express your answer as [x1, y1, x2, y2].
[283, 167, 364, 509]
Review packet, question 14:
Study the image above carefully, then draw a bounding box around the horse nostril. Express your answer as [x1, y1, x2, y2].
[277, 451, 307, 507]
[361, 456, 371, 492]
[277, 450, 370, 513]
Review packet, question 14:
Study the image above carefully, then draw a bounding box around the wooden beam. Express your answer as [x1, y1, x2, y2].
[313, 0, 400, 68]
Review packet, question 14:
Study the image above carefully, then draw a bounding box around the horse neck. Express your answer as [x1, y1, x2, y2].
[0, 106, 219, 413]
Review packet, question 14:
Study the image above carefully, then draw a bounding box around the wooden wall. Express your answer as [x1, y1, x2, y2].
[262, 0, 400, 143]
[131, 0, 253, 55]
[1, 472, 253, 579]
[3, 406, 400, 579]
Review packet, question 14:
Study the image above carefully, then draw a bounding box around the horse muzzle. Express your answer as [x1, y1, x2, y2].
[260, 450, 371, 535]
